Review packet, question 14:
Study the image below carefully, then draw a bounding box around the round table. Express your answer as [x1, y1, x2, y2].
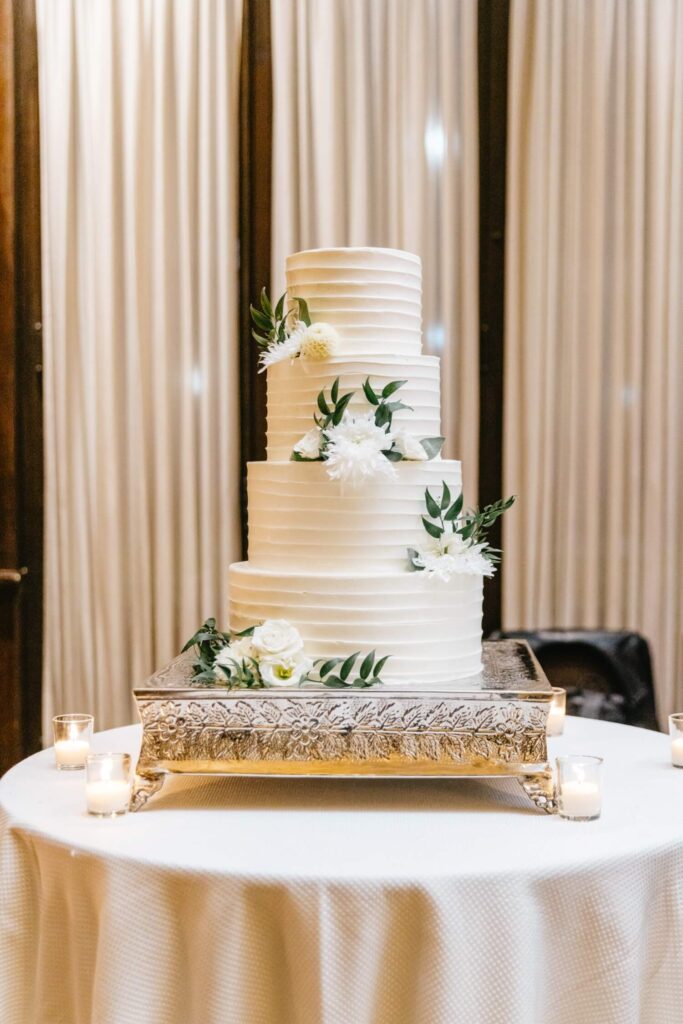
[1, 718, 682, 1024]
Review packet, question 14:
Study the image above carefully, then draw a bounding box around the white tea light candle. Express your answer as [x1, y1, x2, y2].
[547, 688, 566, 736]
[85, 753, 131, 817]
[669, 715, 683, 767]
[556, 755, 603, 821]
[52, 714, 94, 770]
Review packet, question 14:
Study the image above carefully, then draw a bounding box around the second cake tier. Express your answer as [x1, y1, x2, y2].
[247, 459, 462, 572]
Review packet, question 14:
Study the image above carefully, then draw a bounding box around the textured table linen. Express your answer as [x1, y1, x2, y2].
[1, 718, 683, 1024]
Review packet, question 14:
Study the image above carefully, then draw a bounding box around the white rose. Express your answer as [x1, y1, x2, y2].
[293, 426, 323, 460]
[259, 651, 313, 688]
[392, 429, 428, 461]
[251, 619, 305, 660]
[214, 636, 255, 671]
[299, 322, 340, 360]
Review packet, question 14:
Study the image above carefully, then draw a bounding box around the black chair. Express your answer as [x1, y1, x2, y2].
[488, 628, 659, 730]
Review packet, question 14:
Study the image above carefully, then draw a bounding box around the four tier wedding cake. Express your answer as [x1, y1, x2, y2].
[225, 247, 506, 688]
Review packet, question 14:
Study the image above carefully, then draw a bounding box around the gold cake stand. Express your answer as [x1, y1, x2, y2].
[130, 640, 558, 813]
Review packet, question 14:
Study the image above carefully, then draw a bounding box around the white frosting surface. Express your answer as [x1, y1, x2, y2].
[229, 563, 483, 685]
[248, 460, 462, 572]
[286, 247, 422, 356]
[267, 354, 441, 460]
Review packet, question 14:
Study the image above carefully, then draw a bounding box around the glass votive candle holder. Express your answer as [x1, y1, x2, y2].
[669, 714, 683, 767]
[85, 753, 132, 817]
[556, 755, 603, 821]
[546, 687, 566, 736]
[52, 714, 94, 770]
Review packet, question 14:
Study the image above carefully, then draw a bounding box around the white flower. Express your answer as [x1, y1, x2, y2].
[258, 323, 307, 372]
[299, 322, 340, 361]
[259, 650, 313, 688]
[323, 412, 395, 485]
[214, 636, 255, 673]
[293, 426, 323, 460]
[251, 619, 305, 660]
[392, 429, 428, 461]
[413, 532, 495, 581]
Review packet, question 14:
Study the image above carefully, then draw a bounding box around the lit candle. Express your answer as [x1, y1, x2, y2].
[671, 738, 683, 767]
[52, 714, 93, 770]
[86, 780, 131, 816]
[85, 753, 131, 817]
[54, 738, 90, 769]
[559, 780, 601, 819]
[546, 688, 566, 736]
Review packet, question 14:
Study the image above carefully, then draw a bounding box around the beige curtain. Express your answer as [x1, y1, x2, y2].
[37, 0, 243, 736]
[271, 0, 479, 481]
[504, 0, 683, 717]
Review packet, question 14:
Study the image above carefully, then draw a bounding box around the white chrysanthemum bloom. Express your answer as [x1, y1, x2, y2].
[259, 651, 313, 688]
[414, 532, 495, 580]
[324, 413, 396, 485]
[258, 323, 307, 372]
[293, 426, 323, 460]
[251, 619, 305, 660]
[299, 322, 340, 361]
[392, 429, 429, 461]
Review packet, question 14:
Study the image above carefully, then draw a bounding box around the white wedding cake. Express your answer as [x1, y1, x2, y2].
[228, 247, 488, 687]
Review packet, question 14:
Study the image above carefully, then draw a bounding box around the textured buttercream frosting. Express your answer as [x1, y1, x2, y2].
[229, 563, 483, 684]
[286, 247, 422, 357]
[248, 460, 462, 572]
[227, 246, 484, 686]
[267, 354, 441, 460]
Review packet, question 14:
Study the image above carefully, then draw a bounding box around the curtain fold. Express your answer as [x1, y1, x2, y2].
[504, 0, 683, 717]
[270, 0, 479, 480]
[37, 0, 243, 735]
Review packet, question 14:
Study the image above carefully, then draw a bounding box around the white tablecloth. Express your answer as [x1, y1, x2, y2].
[1, 718, 683, 1024]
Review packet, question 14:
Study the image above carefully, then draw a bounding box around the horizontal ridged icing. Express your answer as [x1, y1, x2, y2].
[267, 354, 441, 460]
[286, 247, 422, 357]
[248, 460, 462, 572]
[229, 563, 483, 685]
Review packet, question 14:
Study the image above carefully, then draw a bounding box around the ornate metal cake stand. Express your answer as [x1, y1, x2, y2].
[130, 640, 558, 814]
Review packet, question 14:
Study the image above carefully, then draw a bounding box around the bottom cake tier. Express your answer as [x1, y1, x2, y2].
[228, 561, 483, 686]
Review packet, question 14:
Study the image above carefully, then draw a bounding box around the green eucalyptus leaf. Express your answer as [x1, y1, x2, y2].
[440, 482, 451, 510]
[318, 657, 343, 677]
[373, 654, 391, 676]
[406, 547, 423, 571]
[418, 436, 445, 460]
[317, 390, 332, 416]
[362, 378, 380, 405]
[294, 296, 312, 326]
[274, 292, 285, 320]
[445, 492, 464, 521]
[339, 652, 360, 680]
[359, 650, 376, 679]
[322, 676, 347, 688]
[260, 287, 273, 317]
[383, 449, 403, 462]
[250, 306, 272, 332]
[425, 488, 441, 519]
[331, 377, 339, 403]
[381, 379, 408, 398]
[422, 517, 444, 540]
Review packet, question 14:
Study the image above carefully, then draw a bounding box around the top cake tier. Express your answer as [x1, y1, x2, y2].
[286, 247, 422, 357]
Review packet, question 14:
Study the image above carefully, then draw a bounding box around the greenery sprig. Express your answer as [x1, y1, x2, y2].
[408, 486, 515, 569]
[313, 650, 390, 688]
[250, 287, 311, 350]
[182, 618, 257, 686]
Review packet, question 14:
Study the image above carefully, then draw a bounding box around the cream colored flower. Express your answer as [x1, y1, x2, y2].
[251, 619, 305, 660]
[214, 636, 255, 671]
[293, 426, 323, 460]
[299, 322, 340, 361]
[258, 323, 307, 373]
[324, 412, 395, 485]
[259, 651, 313, 688]
[413, 532, 495, 580]
[392, 429, 429, 461]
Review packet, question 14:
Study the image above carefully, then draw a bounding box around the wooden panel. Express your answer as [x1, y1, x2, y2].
[238, 0, 272, 556]
[478, 0, 510, 635]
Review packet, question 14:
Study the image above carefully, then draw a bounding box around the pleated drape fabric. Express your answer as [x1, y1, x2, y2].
[271, 0, 479, 477]
[504, 0, 683, 717]
[37, 0, 243, 736]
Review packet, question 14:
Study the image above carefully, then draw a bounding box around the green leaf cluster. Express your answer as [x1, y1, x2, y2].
[314, 649, 390, 688]
[362, 377, 413, 432]
[414, 485, 515, 566]
[182, 618, 259, 688]
[250, 287, 311, 350]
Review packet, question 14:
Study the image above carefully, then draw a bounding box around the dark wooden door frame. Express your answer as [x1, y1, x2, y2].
[478, 0, 510, 635]
[0, 0, 43, 773]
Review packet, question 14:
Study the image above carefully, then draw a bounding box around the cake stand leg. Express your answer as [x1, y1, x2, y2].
[518, 770, 557, 814]
[129, 770, 166, 811]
